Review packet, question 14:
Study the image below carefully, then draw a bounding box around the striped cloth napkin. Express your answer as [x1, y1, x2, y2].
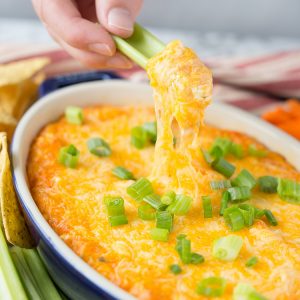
[1, 44, 299, 118]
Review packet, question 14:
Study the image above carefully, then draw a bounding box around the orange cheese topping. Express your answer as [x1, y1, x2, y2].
[27, 105, 300, 300]
[147, 40, 212, 198]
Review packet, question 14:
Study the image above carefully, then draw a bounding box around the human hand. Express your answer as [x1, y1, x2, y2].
[32, 0, 143, 69]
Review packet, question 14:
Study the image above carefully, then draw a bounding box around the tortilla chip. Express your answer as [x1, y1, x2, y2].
[0, 57, 49, 87]
[0, 113, 17, 142]
[0, 133, 34, 248]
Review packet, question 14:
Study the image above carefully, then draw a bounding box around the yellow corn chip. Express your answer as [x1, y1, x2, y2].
[0, 133, 34, 248]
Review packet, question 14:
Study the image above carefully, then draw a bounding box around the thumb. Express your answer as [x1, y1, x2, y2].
[96, 0, 143, 38]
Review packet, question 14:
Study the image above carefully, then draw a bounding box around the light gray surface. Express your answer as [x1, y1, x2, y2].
[1, 0, 300, 38]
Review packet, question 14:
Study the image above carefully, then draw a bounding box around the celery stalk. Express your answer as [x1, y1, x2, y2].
[113, 23, 165, 69]
[10, 247, 43, 300]
[0, 227, 28, 300]
[22, 248, 62, 300]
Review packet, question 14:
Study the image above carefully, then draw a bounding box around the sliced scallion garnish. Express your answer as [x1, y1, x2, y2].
[161, 191, 176, 205]
[210, 180, 232, 190]
[238, 204, 255, 227]
[104, 196, 125, 216]
[231, 169, 256, 189]
[112, 166, 135, 180]
[223, 206, 245, 231]
[212, 235, 243, 261]
[230, 142, 244, 159]
[131, 126, 148, 149]
[58, 144, 80, 168]
[277, 178, 300, 204]
[245, 256, 258, 268]
[227, 186, 251, 202]
[109, 215, 128, 227]
[202, 196, 213, 218]
[127, 177, 153, 201]
[138, 204, 156, 220]
[167, 194, 193, 215]
[65, 106, 83, 125]
[212, 157, 236, 178]
[87, 137, 111, 157]
[142, 121, 157, 144]
[248, 144, 267, 158]
[156, 210, 173, 231]
[264, 209, 278, 226]
[197, 277, 226, 297]
[150, 228, 169, 242]
[143, 193, 166, 210]
[258, 176, 278, 193]
[220, 191, 230, 216]
[210, 137, 232, 158]
[191, 253, 205, 265]
[169, 264, 182, 275]
[233, 283, 267, 300]
[201, 149, 213, 165]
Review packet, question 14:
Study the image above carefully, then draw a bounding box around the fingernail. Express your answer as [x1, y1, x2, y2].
[108, 8, 133, 32]
[106, 56, 132, 69]
[88, 43, 113, 56]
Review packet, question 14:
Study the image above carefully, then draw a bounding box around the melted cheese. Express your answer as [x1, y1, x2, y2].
[147, 40, 212, 198]
[27, 105, 300, 300]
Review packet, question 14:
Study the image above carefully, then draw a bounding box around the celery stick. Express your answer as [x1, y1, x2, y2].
[10, 247, 43, 300]
[22, 248, 62, 300]
[0, 267, 13, 300]
[113, 23, 165, 69]
[0, 227, 28, 300]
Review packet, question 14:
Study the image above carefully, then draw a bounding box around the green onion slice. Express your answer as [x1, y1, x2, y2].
[87, 137, 111, 157]
[143, 193, 166, 210]
[228, 186, 251, 202]
[248, 144, 267, 158]
[167, 194, 193, 216]
[233, 283, 267, 300]
[112, 166, 135, 180]
[65, 106, 83, 125]
[201, 149, 213, 165]
[161, 191, 176, 205]
[197, 277, 226, 297]
[127, 177, 153, 201]
[230, 142, 244, 159]
[264, 209, 278, 226]
[238, 204, 255, 227]
[142, 121, 157, 144]
[212, 235, 243, 261]
[212, 157, 236, 178]
[258, 176, 278, 193]
[104, 196, 125, 216]
[169, 264, 182, 275]
[191, 253, 205, 265]
[223, 206, 245, 231]
[231, 169, 256, 189]
[202, 196, 213, 218]
[245, 256, 258, 268]
[277, 178, 300, 204]
[210, 137, 232, 158]
[156, 210, 173, 231]
[109, 215, 128, 227]
[58, 144, 80, 168]
[210, 180, 232, 190]
[150, 228, 169, 242]
[138, 204, 156, 220]
[220, 191, 230, 216]
[131, 126, 148, 149]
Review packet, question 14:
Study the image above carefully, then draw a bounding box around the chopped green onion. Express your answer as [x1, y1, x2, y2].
[65, 106, 83, 125]
[238, 204, 255, 227]
[220, 191, 230, 216]
[180, 238, 191, 264]
[138, 204, 156, 220]
[167, 194, 193, 215]
[245, 256, 258, 268]
[212, 157, 236, 178]
[127, 177, 153, 201]
[112, 166, 134, 180]
[212, 235, 243, 261]
[231, 169, 256, 189]
[142, 121, 157, 144]
[58, 144, 80, 168]
[131, 126, 148, 149]
[169, 264, 182, 275]
[161, 191, 176, 205]
[227, 186, 251, 201]
[104, 196, 125, 216]
[109, 215, 128, 227]
[258, 176, 278, 193]
[202, 196, 213, 218]
[254, 207, 265, 219]
[230, 142, 244, 159]
[191, 253, 205, 265]
[223, 207, 245, 231]
[201, 149, 213, 165]
[143, 193, 166, 210]
[150, 228, 169, 242]
[248, 144, 267, 158]
[277, 178, 300, 204]
[197, 277, 226, 297]
[233, 283, 267, 300]
[210, 137, 232, 158]
[264, 209, 278, 226]
[156, 211, 173, 231]
[210, 180, 232, 190]
[87, 137, 111, 157]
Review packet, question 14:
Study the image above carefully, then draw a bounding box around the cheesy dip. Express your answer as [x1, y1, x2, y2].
[27, 41, 300, 299]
